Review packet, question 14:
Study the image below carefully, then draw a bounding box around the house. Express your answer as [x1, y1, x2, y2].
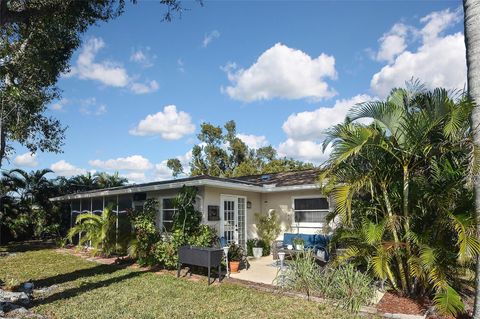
[50, 169, 332, 248]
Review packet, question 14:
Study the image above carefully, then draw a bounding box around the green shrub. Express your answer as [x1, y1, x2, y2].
[275, 250, 320, 300]
[246, 238, 270, 256]
[276, 252, 375, 314]
[318, 264, 375, 313]
[128, 199, 161, 266]
[255, 210, 281, 249]
[188, 225, 217, 247]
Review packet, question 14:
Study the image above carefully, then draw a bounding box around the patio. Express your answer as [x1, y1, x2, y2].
[229, 256, 281, 285]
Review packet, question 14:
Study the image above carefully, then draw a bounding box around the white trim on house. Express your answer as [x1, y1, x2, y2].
[50, 178, 320, 201]
[291, 195, 330, 229]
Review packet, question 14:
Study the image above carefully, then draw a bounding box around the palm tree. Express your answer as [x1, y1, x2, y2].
[463, 1, 480, 317]
[67, 207, 117, 256]
[68, 172, 97, 192]
[2, 168, 53, 205]
[94, 172, 128, 188]
[322, 84, 477, 315]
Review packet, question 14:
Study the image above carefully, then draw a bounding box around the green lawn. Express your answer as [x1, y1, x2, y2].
[0, 243, 355, 319]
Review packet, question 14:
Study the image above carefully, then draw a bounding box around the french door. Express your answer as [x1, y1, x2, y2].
[220, 195, 246, 248]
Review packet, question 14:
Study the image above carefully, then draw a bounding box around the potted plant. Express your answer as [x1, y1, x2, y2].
[293, 237, 305, 251]
[252, 240, 263, 259]
[227, 242, 244, 273]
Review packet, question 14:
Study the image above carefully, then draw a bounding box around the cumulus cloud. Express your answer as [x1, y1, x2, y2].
[282, 94, 373, 141]
[222, 43, 337, 102]
[129, 105, 195, 140]
[68, 37, 159, 94]
[203, 30, 220, 47]
[154, 161, 174, 180]
[376, 23, 409, 62]
[130, 47, 156, 68]
[89, 155, 153, 171]
[177, 58, 185, 73]
[79, 98, 107, 116]
[371, 8, 466, 97]
[50, 160, 87, 177]
[130, 80, 159, 94]
[69, 37, 129, 87]
[14, 152, 38, 167]
[121, 172, 148, 183]
[51, 98, 69, 111]
[278, 139, 330, 164]
[237, 133, 269, 149]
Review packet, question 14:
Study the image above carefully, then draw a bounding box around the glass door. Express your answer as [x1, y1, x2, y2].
[221, 197, 237, 245]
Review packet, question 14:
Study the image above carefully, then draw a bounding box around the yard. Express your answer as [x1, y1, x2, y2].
[0, 243, 354, 319]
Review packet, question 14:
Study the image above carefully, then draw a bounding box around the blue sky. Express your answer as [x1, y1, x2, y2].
[9, 0, 465, 182]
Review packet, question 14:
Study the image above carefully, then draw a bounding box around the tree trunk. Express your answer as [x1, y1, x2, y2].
[464, 1, 480, 318]
[382, 185, 407, 293]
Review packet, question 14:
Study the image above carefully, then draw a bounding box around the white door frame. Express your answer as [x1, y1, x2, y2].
[220, 194, 247, 247]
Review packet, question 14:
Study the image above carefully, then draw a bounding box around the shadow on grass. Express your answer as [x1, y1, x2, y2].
[0, 240, 55, 253]
[31, 269, 151, 308]
[32, 263, 132, 288]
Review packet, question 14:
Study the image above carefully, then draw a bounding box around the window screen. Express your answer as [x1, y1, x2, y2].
[294, 198, 329, 223]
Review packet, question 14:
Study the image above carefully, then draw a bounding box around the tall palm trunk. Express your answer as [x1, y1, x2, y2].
[464, 1, 480, 317]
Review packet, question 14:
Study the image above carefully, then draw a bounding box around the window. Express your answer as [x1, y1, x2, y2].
[293, 197, 329, 223]
[161, 198, 178, 232]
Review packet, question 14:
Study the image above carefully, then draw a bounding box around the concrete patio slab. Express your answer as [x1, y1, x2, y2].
[229, 256, 280, 285]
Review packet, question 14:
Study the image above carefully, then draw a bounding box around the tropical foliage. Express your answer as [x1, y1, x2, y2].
[167, 120, 313, 178]
[0, 169, 128, 242]
[67, 207, 117, 256]
[321, 82, 478, 316]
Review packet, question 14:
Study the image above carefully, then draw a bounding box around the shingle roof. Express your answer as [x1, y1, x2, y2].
[50, 169, 320, 201]
[233, 169, 320, 187]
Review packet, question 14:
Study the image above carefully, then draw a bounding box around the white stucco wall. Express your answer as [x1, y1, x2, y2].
[144, 186, 331, 240]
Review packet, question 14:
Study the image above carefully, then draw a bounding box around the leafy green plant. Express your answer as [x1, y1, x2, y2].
[188, 225, 217, 247]
[318, 264, 375, 313]
[227, 242, 244, 262]
[255, 210, 281, 249]
[173, 186, 202, 236]
[128, 199, 160, 266]
[247, 238, 270, 256]
[293, 237, 305, 247]
[67, 207, 116, 257]
[321, 82, 478, 316]
[275, 250, 319, 300]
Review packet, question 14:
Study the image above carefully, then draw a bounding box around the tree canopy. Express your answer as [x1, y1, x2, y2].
[167, 120, 314, 178]
[0, 0, 190, 166]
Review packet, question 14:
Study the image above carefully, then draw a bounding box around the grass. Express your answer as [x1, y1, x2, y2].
[0, 243, 355, 319]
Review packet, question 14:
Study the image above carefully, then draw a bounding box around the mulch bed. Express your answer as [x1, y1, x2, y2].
[377, 292, 427, 316]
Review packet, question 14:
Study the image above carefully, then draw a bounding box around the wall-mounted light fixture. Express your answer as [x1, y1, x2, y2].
[247, 201, 252, 209]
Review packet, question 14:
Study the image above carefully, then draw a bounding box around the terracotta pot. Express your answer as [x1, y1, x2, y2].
[229, 261, 240, 273]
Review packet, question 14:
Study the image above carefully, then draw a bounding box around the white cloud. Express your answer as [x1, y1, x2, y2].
[50, 160, 87, 177]
[13, 152, 38, 167]
[51, 98, 69, 111]
[69, 38, 129, 87]
[68, 37, 159, 95]
[177, 58, 185, 73]
[376, 23, 409, 62]
[89, 155, 153, 171]
[222, 43, 337, 102]
[129, 105, 195, 140]
[237, 133, 269, 149]
[130, 47, 156, 68]
[282, 94, 373, 141]
[278, 139, 330, 164]
[203, 30, 220, 48]
[420, 8, 461, 43]
[371, 8, 466, 97]
[79, 98, 107, 116]
[121, 172, 148, 183]
[130, 80, 159, 94]
[154, 161, 173, 180]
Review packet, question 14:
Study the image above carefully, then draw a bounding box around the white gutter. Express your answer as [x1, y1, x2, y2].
[50, 178, 320, 201]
